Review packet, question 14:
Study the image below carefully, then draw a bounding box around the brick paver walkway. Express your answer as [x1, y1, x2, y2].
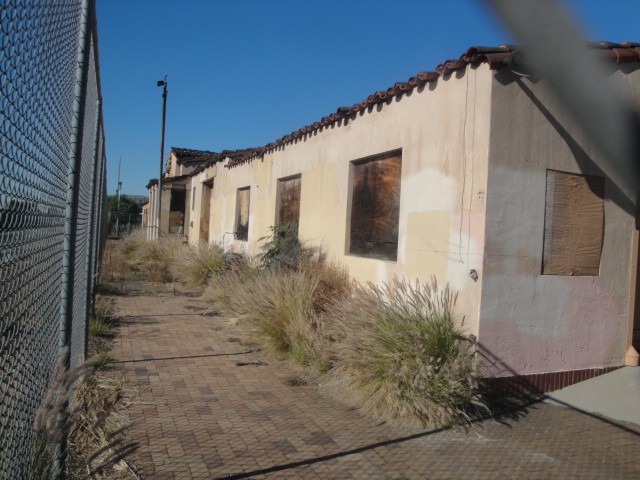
[111, 287, 640, 479]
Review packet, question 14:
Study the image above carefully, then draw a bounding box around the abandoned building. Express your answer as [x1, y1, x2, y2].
[146, 147, 221, 236]
[146, 42, 640, 391]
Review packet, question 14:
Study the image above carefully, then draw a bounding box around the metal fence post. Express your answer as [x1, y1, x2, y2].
[55, 0, 91, 476]
[84, 95, 102, 358]
[60, 0, 90, 360]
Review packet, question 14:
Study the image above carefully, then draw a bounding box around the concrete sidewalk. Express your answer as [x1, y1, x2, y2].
[111, 288, 640, 479]
[546, 366, 640, 425]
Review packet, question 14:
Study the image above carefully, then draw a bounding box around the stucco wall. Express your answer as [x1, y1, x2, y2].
[167, 152, 180, 177]
[479, 67, 640, 376]
[159, 187, 171, 236]
[188, 165, 217, 242]
[194, 64, 494, 335]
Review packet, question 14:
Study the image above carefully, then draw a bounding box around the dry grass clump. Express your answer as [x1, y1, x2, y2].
[100, 231, 184, 283]
[203, 255, 260, 307]
[32, 349, 137, 479]
[65, 369, 136, 479]
[135, 235, 184, 283]
[119, 230, 147, 256]
[101, 232, 243, 288]
[204, 256, 350, 373]
[299, 257, 353, 313]
[179, 242, 232, 287]
[100, 237, 134, 282]
[89, 296, 115, 338]
[33, 292, 137, 479]
[241, 270, 319, 353]
[325, 278, 485, 428]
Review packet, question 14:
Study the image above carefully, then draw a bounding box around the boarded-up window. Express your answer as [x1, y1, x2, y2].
[542, 170, 604, 276]
[235, 187, 250, 241]
[276, 175, 301, 228]
[349, 151, 402, 260]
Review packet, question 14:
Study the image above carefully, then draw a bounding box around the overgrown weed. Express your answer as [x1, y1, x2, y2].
[89, 296, 115, 338]
[204, 255, 349, 374]
[101, 232, 245, 290]
[325, 278, 486, 429]
[258, 223, 305, 269]
[179, 242, 230, 287]
[32, 349, 137, 479]
[203, 256, 260, 309]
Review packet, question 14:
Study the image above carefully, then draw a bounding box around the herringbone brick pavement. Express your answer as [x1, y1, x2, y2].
[110, 287, 640, 479]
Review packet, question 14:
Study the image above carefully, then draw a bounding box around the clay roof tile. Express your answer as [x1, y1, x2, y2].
[218, 41, 639, 169]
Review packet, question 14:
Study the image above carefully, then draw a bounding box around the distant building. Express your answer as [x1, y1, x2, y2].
[124, 195, 148, 208]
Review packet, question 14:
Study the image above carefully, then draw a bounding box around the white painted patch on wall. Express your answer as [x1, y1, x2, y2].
[401, 168, 458, 213]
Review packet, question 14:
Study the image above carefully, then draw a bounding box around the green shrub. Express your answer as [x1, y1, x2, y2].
[94, 295, 114, 319]
[326, 277, 485, 428]
[258, 223, 306, 269]
[89, 296, 114, 337]
[88, 316, 109, 337]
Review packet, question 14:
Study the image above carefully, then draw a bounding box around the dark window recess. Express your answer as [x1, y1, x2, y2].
[200, 179, 213, 243]
[276, 175, 301, 229]
[169, 188, 186, 234]
[542, 170, 604, 276]
[235, 187, 250, 241]
[349, 152, 402, 260]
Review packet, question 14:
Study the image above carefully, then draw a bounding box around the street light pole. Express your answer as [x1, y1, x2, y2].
[115, 156, 121, 236]
[156, 75, 168, 239]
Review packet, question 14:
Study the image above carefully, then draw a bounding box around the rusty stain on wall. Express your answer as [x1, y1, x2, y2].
[235, 187, 250, 241]
[542, 170, 604, 276]
[349, 151, 402, 260]
[276, 175, 301, 227]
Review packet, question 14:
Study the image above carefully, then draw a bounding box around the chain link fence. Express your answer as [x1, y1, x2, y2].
[0, 1, 107, 477]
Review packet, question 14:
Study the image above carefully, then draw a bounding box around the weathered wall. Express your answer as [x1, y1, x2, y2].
[188, 165, 217, 242]
[479, 66, 640, 375]
[195, 64, 494, 335]
[167, 152, 180, 177]
[160, 187, 171, 236]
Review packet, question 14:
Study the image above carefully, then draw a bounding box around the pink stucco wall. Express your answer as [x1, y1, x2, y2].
[478, 68, 639, 376]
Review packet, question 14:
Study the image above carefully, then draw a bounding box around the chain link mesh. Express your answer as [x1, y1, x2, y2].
[0, 1, 107, 477]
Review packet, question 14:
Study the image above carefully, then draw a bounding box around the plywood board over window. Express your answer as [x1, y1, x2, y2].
[276, 175, 301, 228]
[235, 187, 250, 241]
[542, 170, 604, 276]
[349, 150, 402, 261]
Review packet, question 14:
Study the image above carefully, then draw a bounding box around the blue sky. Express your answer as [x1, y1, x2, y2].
[97, 1, 639, 195]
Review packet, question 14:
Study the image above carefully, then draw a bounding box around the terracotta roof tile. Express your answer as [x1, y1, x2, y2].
[190, 148, 262, 175]
[170, 147, 221, 164]
[215, 42, 639, 169]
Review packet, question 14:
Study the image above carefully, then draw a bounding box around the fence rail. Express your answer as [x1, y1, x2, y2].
[0, 0, 107, 477]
